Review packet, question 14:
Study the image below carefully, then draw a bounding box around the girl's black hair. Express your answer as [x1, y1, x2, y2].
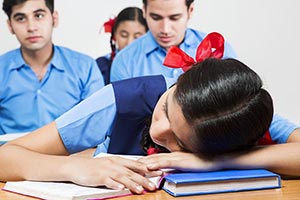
[141, 58, 273, 158]
[141, 117, 169, 154]
[174, 58, 273, 158]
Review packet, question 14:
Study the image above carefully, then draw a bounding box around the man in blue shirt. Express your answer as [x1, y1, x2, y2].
[110, 0, 298, 154]
[0, 0, 104, 134]
[110, 0, 237, 81]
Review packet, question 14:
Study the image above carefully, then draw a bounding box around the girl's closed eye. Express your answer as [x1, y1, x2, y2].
[176, 137, 192, 153]
[119, 31, 129, 38]
[162, 102, 167, 113]
[162, 101, 169, 119]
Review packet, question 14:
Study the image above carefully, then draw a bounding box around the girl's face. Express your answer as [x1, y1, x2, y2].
[114, 20, 147, 50]
[150, 86, 193, 152]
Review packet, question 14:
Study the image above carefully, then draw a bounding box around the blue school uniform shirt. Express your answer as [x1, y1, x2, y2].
[55, 76, 299, 156]
[0, 45, 104, 134]
[269, 114, 299, 143]
[110, 29, 237, 82]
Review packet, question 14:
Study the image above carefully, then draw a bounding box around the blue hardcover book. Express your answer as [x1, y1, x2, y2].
[162, 169, 281, 197]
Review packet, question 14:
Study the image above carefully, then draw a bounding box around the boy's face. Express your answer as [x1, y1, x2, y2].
[143, 0, 194, 50]
[7, 0, 58, 52]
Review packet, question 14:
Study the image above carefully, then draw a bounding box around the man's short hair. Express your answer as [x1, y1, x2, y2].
[142, 0, 194, 9]
[2, 0, 54, 19]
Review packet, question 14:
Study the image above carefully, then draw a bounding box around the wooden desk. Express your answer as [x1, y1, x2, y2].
[1, 179, 300, 200]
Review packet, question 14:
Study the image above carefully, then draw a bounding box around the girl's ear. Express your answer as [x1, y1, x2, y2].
[52, 11, 59, 27]
[7, 20, 15, 34]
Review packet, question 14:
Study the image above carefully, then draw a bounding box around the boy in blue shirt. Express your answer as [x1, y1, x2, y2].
[110, 0, 236, 82]
[0, 0, 104, 134]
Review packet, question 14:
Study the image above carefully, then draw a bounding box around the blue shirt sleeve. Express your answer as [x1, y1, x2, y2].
[56, 76, 170, 154]
[223, 41, 237, 59]
[56, 84, 116, 154]
[110, 52, 129, 82]
[81, 59, 105, 99]
[269, 114, 300, 143]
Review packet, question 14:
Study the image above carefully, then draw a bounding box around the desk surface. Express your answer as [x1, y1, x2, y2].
[1, 179, 300, 200]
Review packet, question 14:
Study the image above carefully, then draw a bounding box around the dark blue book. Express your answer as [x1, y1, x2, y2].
[162, 169, 281, 197]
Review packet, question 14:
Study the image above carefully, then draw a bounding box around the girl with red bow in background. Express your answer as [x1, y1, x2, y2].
[96, 7, 148, 85]
[1, 33, 300, 194]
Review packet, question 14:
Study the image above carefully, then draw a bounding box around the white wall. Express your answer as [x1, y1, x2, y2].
[0, 0, 299, 124]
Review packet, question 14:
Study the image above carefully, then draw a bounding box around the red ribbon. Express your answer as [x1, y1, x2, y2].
[163, 32, 225, 72]
[147, 147, 160, 155]
[103, 17, 116, 33]
[257, 131, 277, 145]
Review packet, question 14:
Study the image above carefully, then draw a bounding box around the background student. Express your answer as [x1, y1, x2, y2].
[109, 0, 298, 157]
[0, 0, 104, 134]
[110, 0, 237, 82]
[0, 37, 299, 193]
[0, 0, 298, 125]
[96, 6, 148, 85]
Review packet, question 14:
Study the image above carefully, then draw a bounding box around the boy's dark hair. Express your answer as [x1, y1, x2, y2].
[3, 0, 54, 19]
[143, 0, 194, 9]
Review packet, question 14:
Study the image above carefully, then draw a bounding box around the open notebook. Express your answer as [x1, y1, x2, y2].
[2, 153, 165, 200]
[3, 181, 131, 200]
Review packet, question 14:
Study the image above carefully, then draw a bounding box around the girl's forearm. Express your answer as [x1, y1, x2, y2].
[0, 144, 73, 182]
[218, 143, 300, 177]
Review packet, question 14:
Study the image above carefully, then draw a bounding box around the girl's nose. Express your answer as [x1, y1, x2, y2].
[127, 37, 135, 45]
[150, 118, 177, 151]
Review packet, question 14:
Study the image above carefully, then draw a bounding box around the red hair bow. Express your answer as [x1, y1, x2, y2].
[163, 32, 225, 72]
[102, 17, 116, 33]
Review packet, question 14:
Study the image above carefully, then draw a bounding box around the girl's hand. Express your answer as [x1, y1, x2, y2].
[139, 152, 221, 172]
[63, 156, 162, 194]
